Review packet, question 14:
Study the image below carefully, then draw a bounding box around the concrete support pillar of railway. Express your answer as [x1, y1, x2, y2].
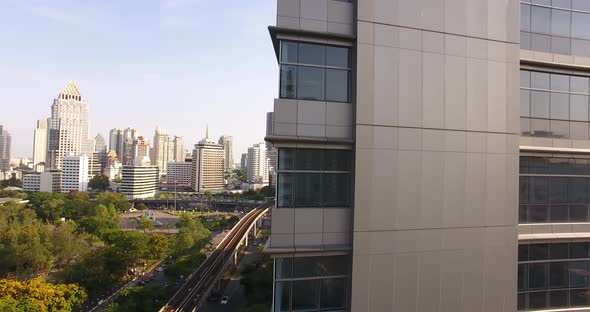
[252, 222, 257, 236]
[233, 251, 238, 264]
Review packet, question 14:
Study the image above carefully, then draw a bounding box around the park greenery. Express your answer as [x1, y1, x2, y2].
[0, 190, 212, 310]
[88, 174, 111, 192]
[0, 278, 87, 312]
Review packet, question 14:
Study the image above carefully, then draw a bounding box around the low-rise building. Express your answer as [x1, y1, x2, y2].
[22, 173, 41, 192]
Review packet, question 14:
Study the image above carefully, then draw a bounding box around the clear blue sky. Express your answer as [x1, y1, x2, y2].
[0, 0, 278, 160]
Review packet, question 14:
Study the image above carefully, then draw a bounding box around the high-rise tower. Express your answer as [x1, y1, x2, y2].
[153, 126, 172, 176]
[0, 125, 11, 172]
[32, 119, 48, 169]
[47, 81, 91, 169]
[218, 135, 234, 171]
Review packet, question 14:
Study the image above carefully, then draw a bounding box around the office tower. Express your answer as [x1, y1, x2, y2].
[265, 1, 522, 311]
[133, 136, 149, 159]
[0, 125, 11, 172]
[94, 133, 107, 169]
[122, 127, 136, 166]
[109, 128, 124, 159]
[61, 155, 89, 192]
[246, 143, 268, 183]
[218, 135, 234, 171]
[173, 136, 185, 162]
[153, 126, 172, 176]
[265, 112, 278, 186]
[240, 153, 248, 171]
[32, 120, 48, 169]
[166, 161, 192, 189]
[121, 156, 159, 199]
[46, 81, 90, 169]
[191, 130, 224, 192]
[516, 2, 590, 311]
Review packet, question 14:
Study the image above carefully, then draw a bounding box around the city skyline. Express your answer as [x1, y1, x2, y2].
[0, 0, 276, 160]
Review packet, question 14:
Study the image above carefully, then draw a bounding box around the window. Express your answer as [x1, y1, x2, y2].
[520, 242, 590, 310]
[521, 70, 590, 140]
[274, 256, 349, 312]
[521, 156, 590, 223]
[279, 41, 351, 102]
[277, 148, 352, 208]
[523, 2, 590, 57]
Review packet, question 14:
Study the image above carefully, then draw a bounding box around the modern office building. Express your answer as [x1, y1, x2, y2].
[240, 153, 248, 171]
[46, 81, 92, 169]
[218, 135, 234, 171]
[191, 131, 225, 192]
[172, 136, 185, 162]
[166, 161, 193, 189]
[120, 156, 159, 199]
[0, 125, 11, 172]
[94, 133, 107, 169]
[264, 0, 526, 311]
[60, 155, 89, 192]
[32, 120, 48, 169]
[152, 126, 172, 176]
[121, 127, 136, 166]
[247, 143, 269, 184]
[109, 128, 124, 160]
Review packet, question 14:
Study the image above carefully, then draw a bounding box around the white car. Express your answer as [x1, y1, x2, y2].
[220, 296, 229, 304]
[155, 267, 163, 272]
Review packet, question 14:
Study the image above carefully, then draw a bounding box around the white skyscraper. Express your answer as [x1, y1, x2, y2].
[0, 125, 11, 172]
[47, 81, 90, 169]
[247, 143, 268, 184]
[61, 155, 89, 192]
[218, 135, 234, 172]
[153, 126, 172, 176]
[32, 120, 48, 169]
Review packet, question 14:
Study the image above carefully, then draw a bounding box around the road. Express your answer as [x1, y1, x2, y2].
[201, 240, 264, 312]
[160, 201, 272, 312]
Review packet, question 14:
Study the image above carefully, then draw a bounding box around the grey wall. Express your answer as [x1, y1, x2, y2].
[351, 0, 520, 311]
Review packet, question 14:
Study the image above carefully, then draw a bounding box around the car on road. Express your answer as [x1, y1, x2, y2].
[155, 267, 163, 272]
[220, 296, 229, 304]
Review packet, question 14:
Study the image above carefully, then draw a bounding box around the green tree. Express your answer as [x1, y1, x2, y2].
[176, 214, 196, 229]
[136, 203, 148, 211]
[88, 175, 110, 192]
[52, 221, 86, 268]
[95, 192, 129, 212]
[0, 278, 87, 312]
[148, 234, 169, 259]
[137, 216, 154, 232]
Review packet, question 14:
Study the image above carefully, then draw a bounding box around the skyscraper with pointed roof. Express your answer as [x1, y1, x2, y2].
[47, 81, 91, 169]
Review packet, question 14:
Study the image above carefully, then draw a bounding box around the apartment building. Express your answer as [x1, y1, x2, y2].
[265, 0, 526, 311]
[61, 155, 89, 192]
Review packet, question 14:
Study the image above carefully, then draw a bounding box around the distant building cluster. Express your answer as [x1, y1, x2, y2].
[4, 81, 274, 198]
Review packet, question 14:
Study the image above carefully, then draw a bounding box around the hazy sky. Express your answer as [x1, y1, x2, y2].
[0, 0, 278, 160]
